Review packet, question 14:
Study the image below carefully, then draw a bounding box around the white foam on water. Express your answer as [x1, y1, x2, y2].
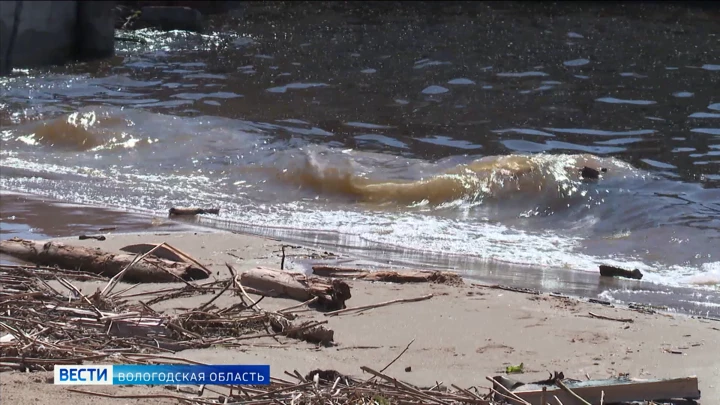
[1, 146, 717, 292]
[681, 262, 720, 287]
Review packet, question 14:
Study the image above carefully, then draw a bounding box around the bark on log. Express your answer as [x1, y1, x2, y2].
[599, 265, 643, 280]
[312, 266, 464, 285]
[239, 267, 351, 310]
[0, 238, 210, 283]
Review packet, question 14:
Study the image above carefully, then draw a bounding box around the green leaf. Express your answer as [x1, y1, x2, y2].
[505, 362, 524, 374]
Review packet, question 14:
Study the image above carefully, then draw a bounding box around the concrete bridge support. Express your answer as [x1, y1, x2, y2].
[0, 1, 115, 75]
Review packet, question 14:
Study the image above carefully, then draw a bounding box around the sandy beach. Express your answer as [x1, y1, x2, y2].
[1, 227, 719, 403]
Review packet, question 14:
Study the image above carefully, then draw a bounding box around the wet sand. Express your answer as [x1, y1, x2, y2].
[1, 196, 720, 403]
[3, 191, 719, 317]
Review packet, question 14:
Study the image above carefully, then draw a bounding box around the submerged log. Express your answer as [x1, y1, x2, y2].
[312, 266, 464, 285]
[599, 265, 643, 280]
[0, 237, 210, 283]
[239, 267, 351, 310]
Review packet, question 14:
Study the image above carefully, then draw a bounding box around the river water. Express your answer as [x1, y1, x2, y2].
[1, 2, 719, 310]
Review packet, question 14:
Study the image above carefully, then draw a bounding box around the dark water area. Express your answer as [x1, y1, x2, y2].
[1, 2, 719, 308]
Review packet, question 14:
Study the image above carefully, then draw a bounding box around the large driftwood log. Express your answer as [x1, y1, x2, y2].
[599, 265, 643, 280]
[0, 238, 210, 283]
[312, 266, 464, 285]
[239, 267, 350, 310]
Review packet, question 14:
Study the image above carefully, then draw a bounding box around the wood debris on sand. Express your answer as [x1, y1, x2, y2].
[240, 266, 351, 311]
[313, 265, 464, 286]
[0, 238, 211, 283]
[0, 239, 703, 405]
[0, 262, 335, 372]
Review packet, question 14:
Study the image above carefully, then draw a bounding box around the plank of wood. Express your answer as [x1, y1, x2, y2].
[512, 376, 700, 405]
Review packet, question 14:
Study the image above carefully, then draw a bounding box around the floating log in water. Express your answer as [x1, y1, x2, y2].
[168, 207, 220, 216]
[599, 265, 643, 280]
[0, 237, 210, 283]
[580, 166, 607, 180]
[312, 266, 464, 285]
[239, 267, 351, 310]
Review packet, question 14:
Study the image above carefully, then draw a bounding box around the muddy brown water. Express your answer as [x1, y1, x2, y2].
[1, 2, 719, 314]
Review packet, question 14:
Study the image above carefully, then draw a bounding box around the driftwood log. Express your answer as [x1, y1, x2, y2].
[580, 166, 607, 180]
[0, 238, 210, 283]
[168, 207, 220, 216]
[312, 266, 464, 285]
[269, 315, 334, 345]
[599, 265, 643, 280]
[239, 267, 351, 310]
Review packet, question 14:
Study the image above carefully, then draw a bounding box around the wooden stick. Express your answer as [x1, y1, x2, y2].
[488, 388, 520, 404]
[278, 296, 319, 313]
[360, 366, 450, 405]
[450, 384, 489, 403]
[588, 312, 634, 323]
[196, 280, 231, 311]
[554, 395, 564, 405]
[101, 243, 166, 297]
[325, 294, 433, 317]
[555, 380, 591, 405]
[379, 339, 415, 374]
[485, 376, 531, 405]
[162, 243, 213, 276]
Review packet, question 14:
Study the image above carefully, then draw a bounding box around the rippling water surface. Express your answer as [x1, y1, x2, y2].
[1, 2, 719, 295]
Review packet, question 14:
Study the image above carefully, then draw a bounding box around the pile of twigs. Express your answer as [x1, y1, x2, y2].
[71, 352, 503, 405]
[0, 263, 507, 403]
[0, 264, 320, 372]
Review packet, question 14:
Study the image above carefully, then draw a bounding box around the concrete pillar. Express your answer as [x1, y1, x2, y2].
[76, 1, 115, 61]
[0, 1, 78, 73]
[0, 0, 115, 75]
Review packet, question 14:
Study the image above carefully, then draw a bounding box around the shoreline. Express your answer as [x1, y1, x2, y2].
[1, 227, 719, 403]
[2, 190, 719, 318]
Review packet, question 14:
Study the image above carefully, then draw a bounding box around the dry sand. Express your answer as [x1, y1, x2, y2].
[1, 231, 719, 404]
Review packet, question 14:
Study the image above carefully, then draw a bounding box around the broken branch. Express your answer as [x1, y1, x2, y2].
[324, 294, 433, 317]
[588, 312, 634, 323]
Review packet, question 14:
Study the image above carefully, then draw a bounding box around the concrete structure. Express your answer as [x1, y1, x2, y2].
[0, 1, 115, 75]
